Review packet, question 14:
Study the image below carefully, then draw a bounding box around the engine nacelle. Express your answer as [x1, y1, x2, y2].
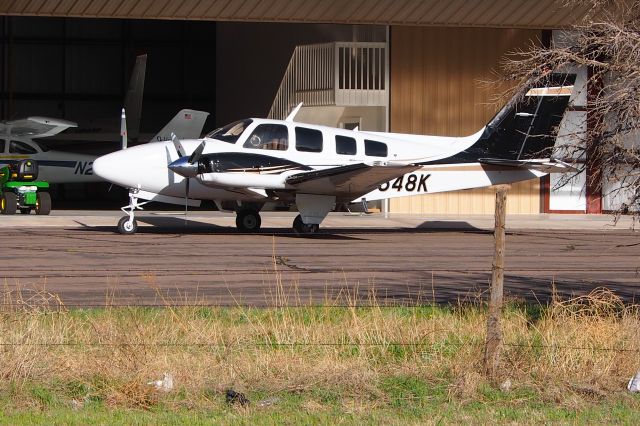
[197, 172, 288, 189]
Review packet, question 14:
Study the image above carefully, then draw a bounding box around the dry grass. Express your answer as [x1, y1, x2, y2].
[1, 279, 639, 412]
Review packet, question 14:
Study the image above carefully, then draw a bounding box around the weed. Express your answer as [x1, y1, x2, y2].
[0, 285, 639, 422]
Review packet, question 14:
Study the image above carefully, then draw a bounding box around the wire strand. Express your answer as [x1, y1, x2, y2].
[0, 341, 637, 352]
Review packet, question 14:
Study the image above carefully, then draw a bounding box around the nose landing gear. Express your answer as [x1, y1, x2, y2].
[117, 189, 150, 235]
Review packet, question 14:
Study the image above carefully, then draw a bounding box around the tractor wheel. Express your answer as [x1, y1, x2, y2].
[35, 192, 51, 215]
[19, 207, 32, 215]
[1, 192, 17, 215]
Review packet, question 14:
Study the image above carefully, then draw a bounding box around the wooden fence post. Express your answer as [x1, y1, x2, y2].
[484, 184, 509, 381]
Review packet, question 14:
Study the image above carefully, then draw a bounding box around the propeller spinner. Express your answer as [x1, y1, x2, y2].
[168, 140, 205, 178]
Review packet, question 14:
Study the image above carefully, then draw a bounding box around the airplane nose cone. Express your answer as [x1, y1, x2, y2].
[168, 157, 198, 178]
[93, 149, 135, 187]
[93, 154, 115, 182]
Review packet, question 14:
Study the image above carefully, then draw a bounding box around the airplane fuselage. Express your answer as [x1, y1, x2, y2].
[0, 137, 100, 184]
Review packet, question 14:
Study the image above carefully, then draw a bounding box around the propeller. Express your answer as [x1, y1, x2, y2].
[171, 132, 186, 157]
[167, 135, 206, 224]
[189, 140, 206, 164]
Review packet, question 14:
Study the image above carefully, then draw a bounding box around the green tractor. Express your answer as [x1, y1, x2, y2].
[0, 159, 51, 215]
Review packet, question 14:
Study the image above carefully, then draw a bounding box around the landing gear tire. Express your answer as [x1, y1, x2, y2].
[1, 192, 17, 215]
[19, 207, 32, 215]
[35, 192, 51, 215]
[292, 214, 319, 235]
[117, 216, 138, 235]
[236, 210, 261, 232]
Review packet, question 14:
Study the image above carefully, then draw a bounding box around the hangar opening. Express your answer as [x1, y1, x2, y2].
[0, 1, 618, 215]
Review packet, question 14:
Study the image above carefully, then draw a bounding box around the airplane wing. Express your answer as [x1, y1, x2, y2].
[286, 162, 421, 201]
[478, 158, 578, 173]
[0, 117, 77, 139]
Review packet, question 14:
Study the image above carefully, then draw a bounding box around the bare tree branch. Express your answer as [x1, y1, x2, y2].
[499, 0, 640, 219]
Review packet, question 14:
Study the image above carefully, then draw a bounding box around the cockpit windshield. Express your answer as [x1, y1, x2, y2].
[205, 119, 252, 144]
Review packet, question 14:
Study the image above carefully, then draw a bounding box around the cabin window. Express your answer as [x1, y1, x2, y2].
[0, 140, 5, 153]
[335, 135, 357, 155]
[364, 139, 387, 157]
[9, 140, 37, 154]
[295, 127, 323, 153]
[243, 124, 288, 151]
[207, 119, 253, 144]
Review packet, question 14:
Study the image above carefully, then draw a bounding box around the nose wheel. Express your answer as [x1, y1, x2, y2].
[292, 214, 319, 234]
[236, 209, 262, 232]
[117, 216, 138, 234]
[117, 189, 149, 235]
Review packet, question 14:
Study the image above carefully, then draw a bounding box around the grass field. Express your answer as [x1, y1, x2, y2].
[1, 284, 640, 424]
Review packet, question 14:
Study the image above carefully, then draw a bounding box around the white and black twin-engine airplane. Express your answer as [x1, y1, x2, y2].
[93, 73, 576, 234]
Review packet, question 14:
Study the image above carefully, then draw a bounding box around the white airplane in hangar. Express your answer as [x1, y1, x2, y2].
[93, 73, 576, 235]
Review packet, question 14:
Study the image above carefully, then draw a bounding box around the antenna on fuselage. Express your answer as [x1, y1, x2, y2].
[285, 102, 303, 122]
[120, 108, 128, 150]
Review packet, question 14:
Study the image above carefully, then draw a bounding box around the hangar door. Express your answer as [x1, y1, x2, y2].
[389, 27, 543, 215]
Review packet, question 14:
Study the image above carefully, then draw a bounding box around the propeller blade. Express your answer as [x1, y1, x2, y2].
[188, 141, 206, 165]
[184, 177, 190, 225]
[171, 132, 186, 158]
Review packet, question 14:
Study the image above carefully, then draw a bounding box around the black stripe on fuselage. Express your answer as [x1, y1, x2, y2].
[0, 159, 77, 168]
[37, 160, 78, 168]
[198, 152, 313, 174]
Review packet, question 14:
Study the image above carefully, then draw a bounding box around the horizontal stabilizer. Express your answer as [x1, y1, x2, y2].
[478, 157, 578, 173]
[0, 117, 77, 138]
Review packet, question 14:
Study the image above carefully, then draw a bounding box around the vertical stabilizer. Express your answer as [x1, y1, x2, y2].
[448, 73, 576, 163]
[150, 109, 210, 142]
[123, 54, 147, 142]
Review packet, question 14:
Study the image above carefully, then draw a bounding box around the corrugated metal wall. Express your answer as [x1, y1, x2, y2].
[389, 26, 542, 215]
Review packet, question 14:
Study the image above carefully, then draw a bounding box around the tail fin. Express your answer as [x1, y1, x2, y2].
[149, 109, 210, 142]
[123, 54, 147, 142]
[459, 73, 576, 162]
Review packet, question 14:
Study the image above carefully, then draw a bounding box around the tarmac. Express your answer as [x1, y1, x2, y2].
[0, 210, 637, 232]
[0, 210, 637, 307]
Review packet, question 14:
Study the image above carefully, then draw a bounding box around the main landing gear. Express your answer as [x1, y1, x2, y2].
[234, 210, 319, 234]
[292, 214, 319, 234]
[235, 209, 262, 232]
